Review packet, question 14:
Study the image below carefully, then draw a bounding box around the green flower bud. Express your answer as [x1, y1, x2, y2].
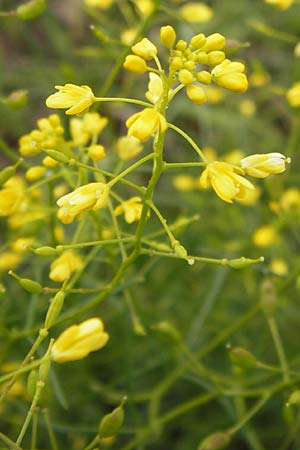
[152, 321, 181, 343]
[90, 25, 110, 43]
[198, 431, 231, 450]
[16, 0, 46, 20]
[20, 278, 43, 294]
[0, 166, 17, 187]
[99, 399, 126, 438]
[44, 291, 66, 329]
[43, 149, 69, 163]
[287, 390, 300, 407]
[173, 242, 188, 259]
[34, 246, 58, 256]
[1, 90, 28, 110]
[261, 279, 276, 317]
[229, 347, 257, 370]
[39, 354, 51, 382]
[27, 369, 38, 400]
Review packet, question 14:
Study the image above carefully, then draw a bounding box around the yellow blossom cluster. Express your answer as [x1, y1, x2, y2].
[19, 114, 64, 157]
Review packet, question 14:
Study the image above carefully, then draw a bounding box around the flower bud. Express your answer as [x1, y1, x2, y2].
[0, 166, 17, 187]
[34, 246, 58, 256]
[190, 33, 207, 49]
[287, 391, 300, 407]
[160, 25, 176, 48]
[207, 51, 226, 66]
[178, 69, 194, 85]
[229, 347, 257, 370]
[196, 71, 212, 84]
[132, 38, 157, 61]
[38, 351, 51, 382]
[43, 149, 70, 163]
[99, 398, 126, 438]
[25, 166, 46, 182]
[44, 291, 66, 329]
[261, 278, 276, 317]
[88, 144, 106, 162]
[43, 156, 58, 168]
[196, 52, 208, 64]
[123, 55, 148, 73]
[202, 33, 226, 52]
[1, 90, 28, 110]
[90, 25, 110, 43]
[16, 0, 46, 20]
[152, 321, 181, 343]
[27, 369, 38, 400]
[186, 84, 207, 105]
[198, 431, 231, 450]
[18, 277, 43, 294]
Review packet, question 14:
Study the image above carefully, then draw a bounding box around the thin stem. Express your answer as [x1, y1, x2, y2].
[167, 122, 208, 162]
[0, 433, 22, 450]
[31, 407, 39, 450]
[83, 435, 100, 450]
[147, 200, 177, 246]
[267, 317, 290, 383]
[164, 161, 206, 169]
[228, 394, 270, 435]
[107, 152, 155, 187]
[16, 381, 45, 445]
[94, 96, 152, 108]
[43, 408, 60, 450]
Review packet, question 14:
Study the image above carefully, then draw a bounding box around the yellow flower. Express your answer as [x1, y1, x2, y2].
[186, 84, 207, 105]
[70, 108, 107, 145]
[126, 108, 167, 141]
[46, 84, 95, 115]
[264, 0, 293, 9]
[240, 153, 288, 178]
[49, 251, 83, 282]
[0, 176, 25, 217]
[84, 0, 113, 9]
[253, 225, 278, 247]
[114, 197, 143, 223]
[0, 252, 21, 271]
[121, 28, 138, 46]
[116, 136, 143, 161]
[211, 59, 248, 93]
[223, 150, 245, 165]
[51, 318, 109, 363]
[134, 0, 155, 16]
[145, 73, 163, 104]
[180, 2, 213, 23]
[199, 161, 254, 203]
[270, 258, 288, 276]
[11, 237, 33, 253]
[279, 188, 300, 210]
[132, 38, 157, 61]
[286, 82, 300, 107]
[57, 182, 109, 224]
[173, 175, 196, 192]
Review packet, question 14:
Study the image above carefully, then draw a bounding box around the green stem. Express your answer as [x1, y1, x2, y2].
[107, 152, 155, 187]
[267, 317, 290, 383]
[147, 200, 177, 246]
[83, 435, 100, 450]
[16, 381, 45, 445]
[164, 161, 206, 169]
[0, 433, 22, 450]
[228, 394, 270, 435]
[43, 408, 60, 450]
[94, 96, 152, 108]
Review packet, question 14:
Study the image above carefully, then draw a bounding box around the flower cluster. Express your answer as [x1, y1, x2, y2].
[19, 114, 65, 157]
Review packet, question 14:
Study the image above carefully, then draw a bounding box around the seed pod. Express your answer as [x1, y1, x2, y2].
[229, 347, 257, 370]
[90, 25, 109, 43]
[2, 90, 28, 110]
[16, 0, 46, 20]
[227, 256, 264, 269]
[44, 291, 66, 329]
[99, 400, 126, 438]
[198, 431, 231, 450]
[43, 149, 69, 163]
[34, 246, 58, 256]
[27, 369, 38, 400]
[152, 321, 181, 343]
[19, 278, 43, 294]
